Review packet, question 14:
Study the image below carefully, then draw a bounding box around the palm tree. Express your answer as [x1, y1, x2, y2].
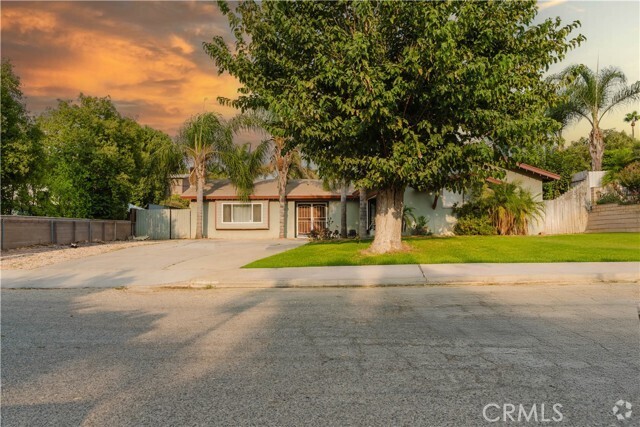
[270, 137, 317, 238]
[176, 112, 233, 239]
[624, 111, 640, 138]
[229, 109, 317, 238]
[218, 142, 269, 200]
[551, 65, 640, 170]
[485, 182, 544, 235]
[401, 206, 417, 234]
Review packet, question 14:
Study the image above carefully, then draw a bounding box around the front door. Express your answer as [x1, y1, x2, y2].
[297, 203, 327, 236]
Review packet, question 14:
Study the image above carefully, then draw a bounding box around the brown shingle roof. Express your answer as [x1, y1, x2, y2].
[516, 163, 561, 182]
[181, 179, 357, 201]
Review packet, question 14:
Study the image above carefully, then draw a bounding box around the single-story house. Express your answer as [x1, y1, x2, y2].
[179, 163, 559, 239]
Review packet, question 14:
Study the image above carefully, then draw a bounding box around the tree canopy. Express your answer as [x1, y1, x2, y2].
[39, 95, 180, 219]
[1, 60, 45, 215]
[206, 0, 583, 252]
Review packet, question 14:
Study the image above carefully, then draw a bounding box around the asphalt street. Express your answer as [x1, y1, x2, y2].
[2, 283, 638, 426]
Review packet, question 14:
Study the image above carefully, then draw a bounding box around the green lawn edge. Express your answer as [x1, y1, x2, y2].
[244, 233, 640, 268]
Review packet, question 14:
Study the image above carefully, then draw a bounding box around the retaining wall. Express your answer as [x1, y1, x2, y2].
[585, 204, 640, 233]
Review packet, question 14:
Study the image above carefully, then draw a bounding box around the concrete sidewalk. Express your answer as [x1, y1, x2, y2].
[191, 262, 640, 288]
[2, 238, 638, 289]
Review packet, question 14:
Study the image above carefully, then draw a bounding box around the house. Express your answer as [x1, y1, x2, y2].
[178, 163, 559, 239]
[180, 179, 359, 239]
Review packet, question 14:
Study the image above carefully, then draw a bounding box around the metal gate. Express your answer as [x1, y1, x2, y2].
[135, 209, 191, 239]
[296, 203, 327, 236]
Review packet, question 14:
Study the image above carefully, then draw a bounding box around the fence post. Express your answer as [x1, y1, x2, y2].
[102, 222, 106, 241]
[72, 221, 76, 243]
[169, 209, 172, 240]
[114, 221, 117, 241]
[50, 220, 55, 245]
[89, 222, 92, 243]
[1, 218, 5, 251]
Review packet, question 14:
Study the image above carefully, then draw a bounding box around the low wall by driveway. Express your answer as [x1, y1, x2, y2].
[1, 215, 132, 250]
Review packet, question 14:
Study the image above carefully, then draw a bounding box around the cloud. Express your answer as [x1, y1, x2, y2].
[538, 0, 569, 11]
[1, 1, 240, 137]
[170, 35, 195, 55]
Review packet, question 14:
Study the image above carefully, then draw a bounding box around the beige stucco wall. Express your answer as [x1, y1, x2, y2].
[183, 169, 544, 239]
[400, 170, 545, 236]
[326, 200, 359, 236]
[189, 201, 280, 239]
[187, 200, 361, 239]
[286, 201, 296, 238]
[504, 171, 544, 202]
[402, 188, 458, 235]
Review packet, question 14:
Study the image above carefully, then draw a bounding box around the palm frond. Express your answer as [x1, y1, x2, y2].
[599, 81, 640, 120]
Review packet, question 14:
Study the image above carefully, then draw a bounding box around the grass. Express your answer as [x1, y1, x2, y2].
[244, 233, 640, 268]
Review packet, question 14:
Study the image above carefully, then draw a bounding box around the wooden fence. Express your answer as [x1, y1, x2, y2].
[540, 180, 590, 234]
[135, 209, 191, 240]
[1, 215, 132, 250]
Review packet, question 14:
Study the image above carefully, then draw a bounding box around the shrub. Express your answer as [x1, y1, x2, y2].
[402, 206, 417, 233]
[159, 194, 190, 209]
[618, 161, 640, 203]
[596, 192, 623, 205]
[487, 182, 544, 235]
[453, 181, 543, 235]
[454, 216, 496, 235]
[411, 215, 431, 236]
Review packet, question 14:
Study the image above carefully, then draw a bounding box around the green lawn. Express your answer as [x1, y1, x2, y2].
[244, 233, 640, 268]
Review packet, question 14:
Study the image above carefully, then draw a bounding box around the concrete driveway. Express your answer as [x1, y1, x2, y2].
[1, 239, 304, 289]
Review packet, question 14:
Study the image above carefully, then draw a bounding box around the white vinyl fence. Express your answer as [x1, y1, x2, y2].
[135, 209, 191, 240]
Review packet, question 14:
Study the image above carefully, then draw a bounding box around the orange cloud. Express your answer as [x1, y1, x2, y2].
[1, 1, 243, 136]
[170, 35, 195, 55]
[1, 8, 58, 34]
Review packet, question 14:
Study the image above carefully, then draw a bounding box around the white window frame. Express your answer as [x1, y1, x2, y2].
[221, 202, 263, 224]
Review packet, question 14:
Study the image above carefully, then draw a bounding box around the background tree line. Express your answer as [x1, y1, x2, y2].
[1, 60, 182, 219]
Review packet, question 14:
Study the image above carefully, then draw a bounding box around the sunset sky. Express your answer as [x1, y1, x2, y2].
[2, 1, 639, 142]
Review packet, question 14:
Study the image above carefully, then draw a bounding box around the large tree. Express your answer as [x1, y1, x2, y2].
[39, 95, 180, 219]
[1, 60, 45, 215]
[133, 125, 183, 207]
[206, 0, 583, 253]
[551, 65, 640, 170]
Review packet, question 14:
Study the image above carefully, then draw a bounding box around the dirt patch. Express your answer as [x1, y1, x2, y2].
[1, 241, 159, 270]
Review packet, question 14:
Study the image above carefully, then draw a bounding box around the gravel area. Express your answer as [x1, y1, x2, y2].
[0, 241, 158, 270]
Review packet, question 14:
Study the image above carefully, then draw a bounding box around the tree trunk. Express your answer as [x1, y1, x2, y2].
[366, 185, 406, 254]
[632, 122, 635, 139]
[358, 187, 367, 238]
[340, 183, 347, 238]
[195, 171, 204, 239]
[589, 123, 604, 171]
[279, 193, 286, 239]
[277, 173, 287, 239]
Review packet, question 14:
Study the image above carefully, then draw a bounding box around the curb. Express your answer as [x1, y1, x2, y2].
[159, 273, 639, 289]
